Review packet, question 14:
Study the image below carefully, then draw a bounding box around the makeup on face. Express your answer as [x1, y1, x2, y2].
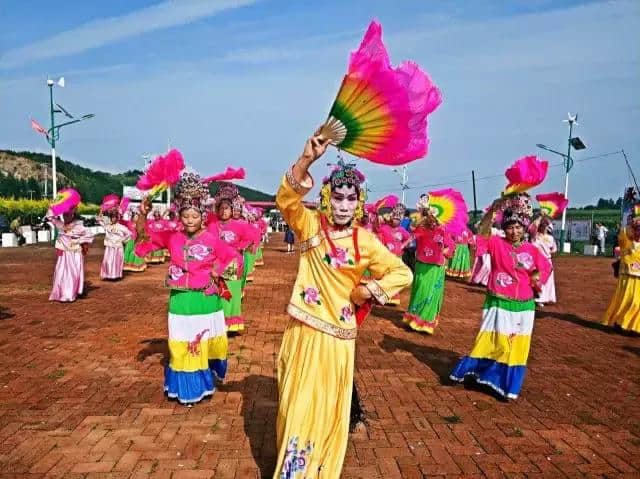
[330, 184, 358, 226]
[217, 201, 233, 221]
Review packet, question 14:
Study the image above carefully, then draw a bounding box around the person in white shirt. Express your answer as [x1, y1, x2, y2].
[596, 223, 608, 255]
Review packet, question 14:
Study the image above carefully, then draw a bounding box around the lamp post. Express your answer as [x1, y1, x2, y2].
[392, 165, 409, 204]
[45, 77, 95, 198]
[536, 113, 586, 252]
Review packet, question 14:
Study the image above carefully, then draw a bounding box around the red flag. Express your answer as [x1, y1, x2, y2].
[30, 118, 49, 138]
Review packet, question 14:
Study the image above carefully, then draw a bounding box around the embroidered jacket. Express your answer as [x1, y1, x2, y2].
[276, 169, 412, 340]
[414, 225, 455, 265]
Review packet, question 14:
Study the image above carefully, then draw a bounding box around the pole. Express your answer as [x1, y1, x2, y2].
[559, 120, 573, 252]
[401, 166, 407, 204]
[43, 163, 47, 198]
[167, 139, 172, 210]
[622, 149, 639, 194]
[471, 170, 478, 224]
[49, 83, 58, 198]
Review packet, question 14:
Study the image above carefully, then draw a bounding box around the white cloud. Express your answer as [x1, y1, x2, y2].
[0, 0, 260, 69]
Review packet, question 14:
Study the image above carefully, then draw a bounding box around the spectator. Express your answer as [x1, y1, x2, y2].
[10, 216, 24, 246]
[284, 224, 295, 253]
[595, 222, 608, 256]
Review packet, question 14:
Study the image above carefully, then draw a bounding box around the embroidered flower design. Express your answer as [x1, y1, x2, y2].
[339, 306, 353, 323]
[300, 287, 321, 306]
[323, 247, 353, 268]
[168, 265, 184, 281]
[515, 252, 534, 270]
[631, 262, 640, 271]
[280, 436, 313, 479]
[496, 272, 514, 287]
[220, 230, 237, 243]
[422, 248, 434, 257]
[150, 221, 164, 231]
[393, 231, 403, 241]
[187, 329, 209, 356]
[386, 243, 396, 252]
[433, 234, 443, 243]
[187, 243, 210, 260]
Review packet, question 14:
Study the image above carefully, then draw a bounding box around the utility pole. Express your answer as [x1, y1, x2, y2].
[471, 170, 478, 224]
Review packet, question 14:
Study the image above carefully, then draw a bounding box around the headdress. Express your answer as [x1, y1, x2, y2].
[173, 172, 210, 214]
[390, 203, 406, 221]
[50, 188, 81, 215]
[100, 194, 130, 217]
[500, 193, 533, 228]
[319, 159, 366, 225]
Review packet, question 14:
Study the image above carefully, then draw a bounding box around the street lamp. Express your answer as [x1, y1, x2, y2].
[45, 77, 95, 198]
[392, 165, 409, 204]
[536, 113, 586, 252]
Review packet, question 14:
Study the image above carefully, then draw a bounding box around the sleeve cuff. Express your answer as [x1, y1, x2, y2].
[285, 165, 314, 195]
[366, 280, 389, 305]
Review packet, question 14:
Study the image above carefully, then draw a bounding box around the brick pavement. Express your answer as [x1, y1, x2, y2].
[0, 237, 638, 478]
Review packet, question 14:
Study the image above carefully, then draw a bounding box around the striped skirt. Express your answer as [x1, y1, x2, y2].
[165, 290, 228, 404]
[123, 240, 147, 272]
[450, 295, 535, 399]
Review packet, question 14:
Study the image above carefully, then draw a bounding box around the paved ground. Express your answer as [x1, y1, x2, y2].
[0, 235, 638, 478]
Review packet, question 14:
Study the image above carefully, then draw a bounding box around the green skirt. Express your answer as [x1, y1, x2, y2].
[123, 240, 147, 272]
[446, 244, 471, 278]
[222, 279, 244, 332]
[403, 262, 445, 334]
[242, 250, 257, 288]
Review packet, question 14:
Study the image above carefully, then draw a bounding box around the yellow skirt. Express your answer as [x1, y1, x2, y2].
[273, 318, 354, 479]
[603, 274, 640, 333]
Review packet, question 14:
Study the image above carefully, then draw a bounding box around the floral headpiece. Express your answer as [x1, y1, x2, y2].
[232, 195, 245, 214]
[214, 182, 239, 208]
[390, 203, 406, 221]
[500, 193, 533, 228]
[174, 172, 210, 214]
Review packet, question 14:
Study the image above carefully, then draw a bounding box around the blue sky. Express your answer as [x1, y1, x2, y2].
[1, 0, 638, 209]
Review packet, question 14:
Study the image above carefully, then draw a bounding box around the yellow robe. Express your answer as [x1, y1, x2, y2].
[603, 227, 640, 332]
[273, 169, 412, 479]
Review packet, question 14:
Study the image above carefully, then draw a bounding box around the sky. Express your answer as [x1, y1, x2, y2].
[1, 0, 638, 209]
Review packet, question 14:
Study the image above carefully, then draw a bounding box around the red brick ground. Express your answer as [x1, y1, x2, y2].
[0, 236, 638, 478]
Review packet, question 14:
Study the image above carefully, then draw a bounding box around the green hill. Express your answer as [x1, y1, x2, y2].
[0, 149, 274, 204]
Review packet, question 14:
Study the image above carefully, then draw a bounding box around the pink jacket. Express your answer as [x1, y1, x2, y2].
[136, 220, 240, 295]
[476, 235, 552, 301]
[207, 218, 256, 252]
[414, 226, 455, 265]
[376, 224, 411, 256]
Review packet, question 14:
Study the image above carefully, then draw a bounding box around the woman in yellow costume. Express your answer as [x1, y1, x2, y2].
[273, 130, 412, 478]
[603, 204, 640, 333]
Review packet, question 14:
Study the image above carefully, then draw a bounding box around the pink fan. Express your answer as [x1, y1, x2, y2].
[427, 188, 469, 235]
[536, 192, 568, 219]
[50, 188, 81, 215]
[503, 156, 548, 196]
[319, 20, 442, 165]
[202, 167, 245, 184]
[366, 194, 399, 215]
[119, 197, 130, 215]
[136, 149, 185, 198]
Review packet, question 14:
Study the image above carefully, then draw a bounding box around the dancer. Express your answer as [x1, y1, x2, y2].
[123, 211, 147, 272]
[145, 209, 168, 264]
[446, 228, 474, 279]
[376, 203, 412, 304]
[243, 206, 261, 282]
[97, 194, 131, 281]
[207, 182, 256, 333]
[402, 196, 454, 334]
[450, 194, 551, 400]
[530, 216, 557, 305]
[602, 205, 640, 333]
[273, 131, 412, 478]
[135, 171, 240, 405]
[47, 188, 94, 302]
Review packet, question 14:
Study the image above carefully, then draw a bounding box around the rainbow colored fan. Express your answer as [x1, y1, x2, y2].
[319, 20, 442, 166]
[50, 188, 81, 215]
[136, 149, 185, 198]
[503, 156, 548, 196]
[426, 188, 468, 235]
[536, 192, 568, 219]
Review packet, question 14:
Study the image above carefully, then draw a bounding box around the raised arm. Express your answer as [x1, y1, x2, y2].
[276, 130, 331, 239]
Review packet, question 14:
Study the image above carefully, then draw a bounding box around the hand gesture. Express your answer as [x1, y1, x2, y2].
[300, 128, 331, 163]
